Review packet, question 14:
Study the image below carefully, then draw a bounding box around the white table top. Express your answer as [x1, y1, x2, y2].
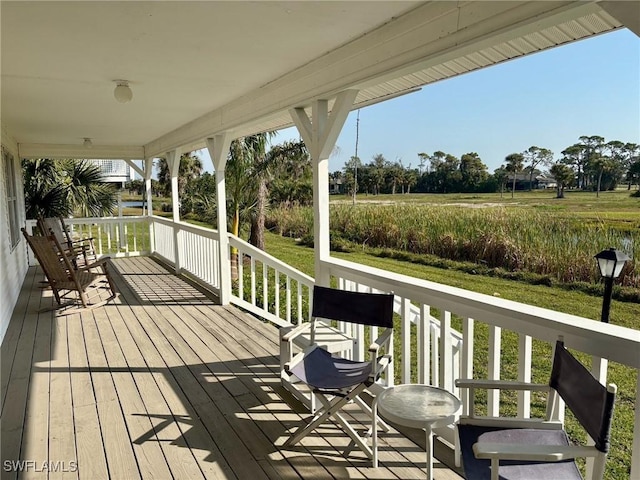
[376, 384, 461, 429]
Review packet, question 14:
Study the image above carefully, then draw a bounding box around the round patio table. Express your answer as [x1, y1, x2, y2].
[373, 384, 461, 479]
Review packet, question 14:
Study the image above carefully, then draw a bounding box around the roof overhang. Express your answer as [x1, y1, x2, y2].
[1, 1, 626, 160]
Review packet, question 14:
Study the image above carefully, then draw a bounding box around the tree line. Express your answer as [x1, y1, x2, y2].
[131, 133, 637, 250]
[337, 135, 639, 199]
[25, 133, 638, 253]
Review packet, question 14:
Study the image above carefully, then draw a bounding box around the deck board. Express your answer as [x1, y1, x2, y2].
[1, 256, 463, 480]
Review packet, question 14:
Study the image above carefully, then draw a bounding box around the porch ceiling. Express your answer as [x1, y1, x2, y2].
[1, 1, 622, 159]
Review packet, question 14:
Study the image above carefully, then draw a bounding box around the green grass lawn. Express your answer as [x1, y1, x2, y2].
[341, 189, 640, 215]
[263, 230, 638, 479]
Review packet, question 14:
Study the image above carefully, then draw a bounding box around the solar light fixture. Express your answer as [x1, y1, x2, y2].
[594, 248, 630, 323]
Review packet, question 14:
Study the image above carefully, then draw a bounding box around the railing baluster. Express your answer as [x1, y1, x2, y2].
[432, 322, 439, 387]
[263, 262, 268, 311]
[98, 224, 103, 254]
[440, 310, 452, 391]
[418, 304, 431, 385]
[274, 270, 280, 318]
[250, 256, 256, 306]
[297, 282, 302, 325]
[133, 222, 137, 252]
[285, 276, 291, 322]
[517, 334, 532, 418]
[487, 325, 502, 417]
[238, 247, 244, 300]
[461, 317, 474, 415]
[400, 297, 411, 384]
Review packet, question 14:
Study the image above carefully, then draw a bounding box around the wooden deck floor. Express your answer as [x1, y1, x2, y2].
[1, 256, 462, 480]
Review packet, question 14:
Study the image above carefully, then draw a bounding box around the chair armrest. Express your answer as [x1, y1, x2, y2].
[281, 323, 312, 343]
[455, 379, 550, 392]
[77, 257, 111, 271]
[70, 236, 95, 244]
[459, 417, 563, 430]
[474, 442, 599, 462]
[369, 328, 392, 354]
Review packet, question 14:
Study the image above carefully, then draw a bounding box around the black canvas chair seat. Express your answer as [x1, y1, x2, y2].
[287, 347, 373, 391]
[458, 425, 581, 480]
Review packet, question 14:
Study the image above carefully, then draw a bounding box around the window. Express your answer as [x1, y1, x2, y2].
[3, 148, 20, 249]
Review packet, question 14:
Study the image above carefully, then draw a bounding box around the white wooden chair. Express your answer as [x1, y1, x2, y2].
[455, 339, 616, 480]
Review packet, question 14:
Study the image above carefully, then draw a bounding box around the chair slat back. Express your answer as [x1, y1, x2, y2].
[311, 286, 394, 328]
[38, 217, 69, 246]
[549, 341, 615, 453]
[22, 228, 74, 284]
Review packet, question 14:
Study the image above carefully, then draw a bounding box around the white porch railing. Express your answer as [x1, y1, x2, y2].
[151, 216, 221, 291]
[323, 255, 640, 470]
[25, 216, 150, 266]
[228, 235, 314, 327]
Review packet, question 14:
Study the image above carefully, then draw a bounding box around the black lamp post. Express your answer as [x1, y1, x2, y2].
[594, 248, 630, 323]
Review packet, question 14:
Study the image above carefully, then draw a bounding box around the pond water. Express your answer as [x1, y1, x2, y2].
[121, 200, 145, 208]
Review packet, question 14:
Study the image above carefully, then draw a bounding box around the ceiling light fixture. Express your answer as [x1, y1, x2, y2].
[114, 80, 133, 103]
[83, 137, 93, 148]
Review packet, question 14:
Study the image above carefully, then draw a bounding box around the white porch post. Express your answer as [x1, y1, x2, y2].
[166, 149, 182, 273]
[206, 134, 232, 305]
[144, 158, 155, 253]
[290, 90, 357, 286]
[124, 158, 155, 253]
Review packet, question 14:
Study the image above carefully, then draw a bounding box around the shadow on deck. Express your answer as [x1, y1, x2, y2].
[1, 256, 462, 480]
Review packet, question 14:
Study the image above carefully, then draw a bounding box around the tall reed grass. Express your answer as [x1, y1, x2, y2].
[266, 204, 639, 289]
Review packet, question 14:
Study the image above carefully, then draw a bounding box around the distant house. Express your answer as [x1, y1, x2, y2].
[536, 175, 557, 189]
[89, 159, 134, 188]
[329, 177, 343, 194]
[507, 173, 556, 190]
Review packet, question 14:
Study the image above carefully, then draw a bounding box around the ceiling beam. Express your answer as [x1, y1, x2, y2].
[598, 1, 640, 37]
[18, 143, 145, 160]
[144, 1, 602, 158]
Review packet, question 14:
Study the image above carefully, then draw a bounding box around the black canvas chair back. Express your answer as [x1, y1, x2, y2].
[312, 285, 394, 328]
[550, 340, 615, 453]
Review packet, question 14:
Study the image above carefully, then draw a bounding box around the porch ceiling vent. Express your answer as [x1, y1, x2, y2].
[113, 80, 133, 103]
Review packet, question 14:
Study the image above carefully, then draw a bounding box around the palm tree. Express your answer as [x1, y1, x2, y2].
[504, 153, 524, 198]
[23, 159, 116, 220]
[245, 134, 273, 250]
[156, 152, 203, 209]
[549, 163, 574, 198]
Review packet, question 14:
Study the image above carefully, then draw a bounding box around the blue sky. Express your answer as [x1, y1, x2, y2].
[197, 28, 639, 174]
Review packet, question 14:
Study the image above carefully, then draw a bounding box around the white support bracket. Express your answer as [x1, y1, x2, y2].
[123, 159, 144, 179]
[206, 133, 233, 305]
[289, 90, 357, 286]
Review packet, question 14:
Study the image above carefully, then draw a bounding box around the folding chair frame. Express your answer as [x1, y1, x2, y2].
[281, 286, 394, 462]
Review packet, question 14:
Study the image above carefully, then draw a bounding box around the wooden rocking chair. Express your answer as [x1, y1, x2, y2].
[37, 216, 98, 267]
[22, 228, 116, 310]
